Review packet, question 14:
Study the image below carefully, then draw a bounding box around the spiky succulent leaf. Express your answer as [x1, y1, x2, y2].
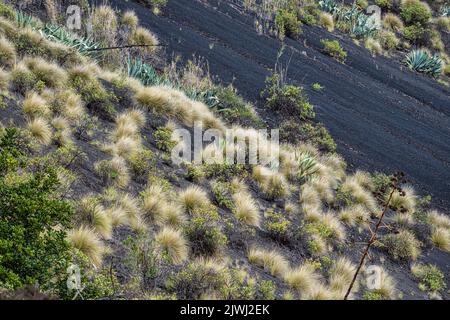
[405, 50, 442, 77]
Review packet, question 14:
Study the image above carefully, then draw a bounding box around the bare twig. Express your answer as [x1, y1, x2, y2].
[344, 172, 405, 300]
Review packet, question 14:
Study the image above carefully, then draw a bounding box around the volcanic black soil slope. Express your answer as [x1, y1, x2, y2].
[105, 0, 450, 210]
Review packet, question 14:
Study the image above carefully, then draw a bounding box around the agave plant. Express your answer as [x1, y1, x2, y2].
[405, 50, 443, 78]
[319, 0, 338, 14]
[441, 4, 450, 17]
[41, 25, 102, 58]
[127, 58, 167, 86]
[15, 11, 40, 29]
[296, 152, 318, 181]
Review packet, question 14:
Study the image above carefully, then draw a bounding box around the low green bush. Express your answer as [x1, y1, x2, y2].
[262, 73, 315, 120]
[184, 206, 227, 256]
[0, 128, 72, 291]
[400, 1, 431, 26]
[321, 39, 347, 62]
[276, 9, 301, 39]
[264, 208, 292, 242]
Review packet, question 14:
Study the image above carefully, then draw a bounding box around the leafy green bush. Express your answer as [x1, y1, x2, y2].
[276, 9, 301, 39]
[166, 260, 226, 299]
[262, 73, 315, 120]
[405, 49, 442, 77]
[375, 0, 393, 10]
[411, 264, 446, 293]
[211, 85, 263, 127]
[68, 69, 116, 118]
[403, 24, 426, 43]
[321, 39, 347, 62]
[258, 280, 276, 300]
[0, 128, 72, 291]
[400, 1, 431, 26]
[279, 121, 336, 153]
[154, 126, 177, 152]
[184, 206, 227, 256]
[128, 148, 155, 178]
[0, 2, 15, 20]
[264, 208, 292, 242]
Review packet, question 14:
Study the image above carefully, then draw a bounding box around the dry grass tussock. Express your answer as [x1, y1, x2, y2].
[67, 226, 106, 268]
[155, 227, 189, 264]
[248, 247, 289, 277]
[135, 85, 225, 130]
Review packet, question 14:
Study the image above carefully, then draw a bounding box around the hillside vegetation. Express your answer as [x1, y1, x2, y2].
[0, 0, 448, 300]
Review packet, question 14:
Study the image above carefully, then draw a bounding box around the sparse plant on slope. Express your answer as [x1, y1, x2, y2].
[262, 72, 315, 120]
[155, 227, 189, 265]
[321, 39, 347, 62]
[248, 247, 289, 278]
[382, 229, 421, 260]
[275, 9, 301, 39]
[405, 49, 442, 77]
[411, 264, 446, 293]
[0, 129, 72, 290]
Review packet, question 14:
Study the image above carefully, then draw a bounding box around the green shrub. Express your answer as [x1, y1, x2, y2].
[0, 3, 15, 20]
[276, 9, 301, 39]
[212, 85, 263, 127]
[184, 206, 227, 256]
[166, 260, 227, 299]
[411, 264, 446, 293]
[264, 208, 292, 242]
[58, 250, 116, 299]
[371, 172, 392, 198]
[312, 82, 324, 91]
[403, 24, 426, 43]
[211, 180, 234, 209]
[279, 121, 336, 153]
[68, 69, 116, 118]
[154, 126, 177, 152]
[203, 162, 247, 180]
[185, 163, 205, 182]
[262, 73, 315, 120]
[400, 1, 431, 26]
[363, 291, 385, 300]
[321, 39, 347, 62]
[128, 148, 155, 178]
[375, 0, 392, 10]
[298, 5, 320, 26]
[0, 128, 72, 291]
[258, 280, 276, 300]
[300, 123, 336, 153]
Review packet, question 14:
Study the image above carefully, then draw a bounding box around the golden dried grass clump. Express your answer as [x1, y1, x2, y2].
[155, 227, 189, 264]
[248, 247, 289, 277]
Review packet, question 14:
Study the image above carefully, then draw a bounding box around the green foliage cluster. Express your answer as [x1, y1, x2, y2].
[321, 39, 347, 62]
[276, 9, 301, 39]
[0, 128, 72, 291]
[264, 208, 292, 242]
[262, 73, 315, 120]
[412, 264, 446, 293]
[211, 85, 263, 127]
[184, 205, 227, 256]
[154, 126, 177, 152]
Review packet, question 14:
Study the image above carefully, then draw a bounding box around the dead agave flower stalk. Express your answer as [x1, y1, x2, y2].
[344, 171, 406, 300]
